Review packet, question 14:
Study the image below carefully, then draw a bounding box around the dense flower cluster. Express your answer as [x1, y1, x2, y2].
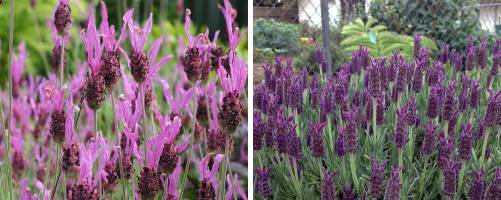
[2, 0, 247, 199]
[254, 33, 501, 199]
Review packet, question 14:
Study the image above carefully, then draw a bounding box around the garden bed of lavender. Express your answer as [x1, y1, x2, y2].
[254, 35, 500, 199]
[0, 0, 248, 199]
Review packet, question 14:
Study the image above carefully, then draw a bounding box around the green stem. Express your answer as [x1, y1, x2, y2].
[50, 146, 61, 200]
[41, 140, 53, 200]
[349, 154, 359, 193]
[480, 129, 490, 167]
[225, 138, 238, 200]
[6, 0, 15, 198]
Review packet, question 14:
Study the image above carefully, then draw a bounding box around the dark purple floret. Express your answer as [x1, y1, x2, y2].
[388, 52, 403, 82]
[130, 51, 149, 83]
[256, 168, 272, 199]
[427, 61, 443, 86]
[376, 97, 385, 125]
[288, 127, 302, 160]
[393, 62, 408, 101]
[343, 107, 359, 153]
[439, 43, 449, 64]
[254, 112, 264, 151]
[342, 185, 357, 200]
[384, 167, 401, 200]
[85, 73, 106, 110]
[421, 121, 436, 155]
[466, 37, 476, 71]
[138, 167, 160, 200]
[427, 85, 442, 119]
[50, 109, 66, 144]
[183, 47, 203, 82]
[404, 97, 417, 126]
[413, 33, 421, 58]
[309, 121, 327, 158]
[101, 50, 121, 89]
[450, 50, 463, 71]
[218, 91, 243, 134]
[469, 80, 480, 108]
[263, 64, 276, 92]
[485, 168, 501, 200]
[468, 169, 485, 200]
[321, 169, 337, 200]
[54, 1, 72, 35]
[442, 81, 456, 122]
[412, 59, 425, 92]
[458, 123, 473, 160]
[158, 143, 178, 175]
[394, 108, 408, 149]
[443, 159, 461, 197]
[484, 90, 501, 128]
[198, 179, 216, 200]
[477, 39, 488, 69]
[369, 159, 387, 199]
[368, 57, 385, 98]
[438, 132, 454, 170]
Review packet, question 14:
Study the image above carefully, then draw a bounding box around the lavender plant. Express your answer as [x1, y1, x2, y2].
[0, 0, 248, 199]
[254, 34, 501, 199]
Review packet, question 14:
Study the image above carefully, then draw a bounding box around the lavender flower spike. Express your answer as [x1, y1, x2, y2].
[384, 167, 401, 200]
[321, 169, 337, 200]
[443, 159, 461, 197]
[468, 169, 485, 200]
[458, 123, 473, 160]
[199, 154, 224, 200]
[369, 159, 387, 199]
[309, 121, 327, 158]
[256, 167, 272, 199]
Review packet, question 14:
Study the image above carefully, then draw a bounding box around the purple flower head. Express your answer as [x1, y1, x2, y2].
[468, 169, 485, 200]
[488, 52, 501, 86]
[376, 96, 385, 125]
[404, 96, 417, 126]
[53, 0, 71, 35]
[369, 159, 387, 198]
[484, 89, 501, 127]
[458, 123, 473, 160]
[477, 38, 487, 69]
[342, 184, 356, 200]
[368, 57, 385, 98]
[81, 15, 104, 75]
[12, 42, 27, 86]
[466, 37, 476, 70]
[450, 50, 463, 71]
[442, 81, 456, 121]
[254, 112, 264, 151]
[412, 58, 425, 92]
[288, 126, 303, 160]
[256, 167, 272, 199]
[421, 121, 436, 155]
[427, 85, 442, 119]
[439, 43, 449, 63]
[414, 33, 421, 58]
[309, 121, 327, 157]
[384, 167, 401, 200]
[315, 46, 327, 72]
[394, 108, 408, 149]
[438, 132, 454, 170]
[427, 61, 444, 86]
[443, 159, 461, 197]
[343, 106, 359, 153]
[388, 51, 403, 82]
[321, 169, 337, 200]
[469, 80, 480, 108]
[351, 46, 369, 73]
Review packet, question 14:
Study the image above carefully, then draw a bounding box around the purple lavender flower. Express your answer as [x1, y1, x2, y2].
[412, 58, 425, 92]
[198, 154, 224, 200]
[427, 61, 443, 86]
[254, 112, 264, 151]
[484, 90, 501, 127]
[468, 169, 485, 200]
[321, 169, 337, 200]
[438, 132, 454, 170]
[256, 167, 272, 199]
[427, 85, 442, 119]
[309, 121, 327, 158]
[458, 123, 473, 160]
[376, 97, 385, 126]
[388, 52, 403, 82]
[466, 37, 476, 71]
[288, 126, 303, 160]
[488, 52, 500, 87]
[265, 117, 274, 149]
[443, 159, 461, 197]
[342, 185, 356, 200]
[439, 43, 449, 63]
[404, 97, 417, 126]
[343, 107, 359, 153]
[450, 50, 463, 71]
[485, 168, 501, 200]
[394, 108, 408, 149]
[477, 39, 487, 69]
[442, 81, 456, 122]
[384, 167, 401, 200]
[369, 159, 387, 199]
[393, 62, 408, 101]
[368, 57, 385, 98]
[53, 0, 71, 35]
[414, 33, 421, 58]
[314, 46, 327, 73]
[469, 80, 480, 108]
[419, 121, 435, 155]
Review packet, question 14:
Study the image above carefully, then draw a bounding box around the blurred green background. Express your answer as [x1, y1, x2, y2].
[0, 0, 248, 86]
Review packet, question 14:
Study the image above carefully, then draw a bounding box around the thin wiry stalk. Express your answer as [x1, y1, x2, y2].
[41, 140, 53, 200]
[50, 146, 61, 200]
[5, 0, 15, 198]
[179, 85, 196, 200]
